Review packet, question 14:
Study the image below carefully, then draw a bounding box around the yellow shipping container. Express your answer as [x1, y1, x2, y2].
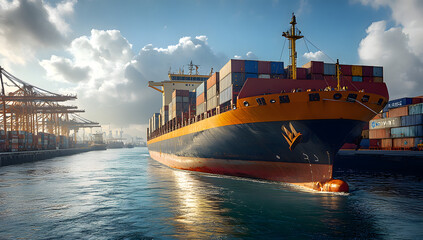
[352, 65, 362, 76]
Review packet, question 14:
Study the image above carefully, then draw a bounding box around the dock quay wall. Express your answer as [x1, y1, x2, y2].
[0, 148, 94, 167]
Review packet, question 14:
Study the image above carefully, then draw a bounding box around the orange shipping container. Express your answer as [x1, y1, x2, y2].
[196, 93, 205, 105]
[381, 139, 392, 149]
[388, 106, 408, 117]
[393, 138, 416, 149]
[369, 128, 390, 139]
[207, 72, 219, 90]
[352, 65, 362, 76]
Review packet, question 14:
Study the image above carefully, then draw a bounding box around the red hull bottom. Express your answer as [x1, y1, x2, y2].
[149, 151, 348, 192]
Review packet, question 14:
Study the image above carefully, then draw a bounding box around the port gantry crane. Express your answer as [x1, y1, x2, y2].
[0, 66, 101, 148]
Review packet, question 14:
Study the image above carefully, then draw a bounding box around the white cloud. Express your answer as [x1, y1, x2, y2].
[40, 55, 90, 83]
[303, 51, 325, 61]
[233, 51, 258, 60]
[0, 0, 76, 65]
[358, 0, 423, 99]
[41, 32, 227, 127]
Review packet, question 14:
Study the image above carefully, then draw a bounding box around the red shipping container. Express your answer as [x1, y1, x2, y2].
[388, 106, 408, 117]
[362, 66, 373, 77]
[303, 61, 324, 74]
[196, 93, 205, 105]
[297, 68, 307, 79]
[363, 77, 373, 82]
[381, 139, 392, 149]
[370, 139, 381, 148]
[369, 129, 390, 139]
[339, 64, 352, 76]
[258, 61, 270, 74]
[309, 74, 323, 80]
[341, 143, 357, 149]
[207, 72, 219, 90]
[412, 97, 423, 104]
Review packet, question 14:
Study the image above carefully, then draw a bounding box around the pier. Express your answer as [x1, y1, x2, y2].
[0, 148, 98, 167]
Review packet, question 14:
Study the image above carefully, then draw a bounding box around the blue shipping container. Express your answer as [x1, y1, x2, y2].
[232, 72, 245, 87]
[270, 62, 284, 74]
[385, 97, 413, 110]
[352, 76, 363, 82]
[360, 139, 370, 148]
[244, 60, 258, 73]
[189, 92, 196, 104]
[373, 66, 383, 77]
[391, 125, 423, 138]
[324, 63, 336, 75]
[409, 103, 423, 115]
[196, 82, 205, 97]
[401, 114, 423, 126]
[245, 73, 258, 80]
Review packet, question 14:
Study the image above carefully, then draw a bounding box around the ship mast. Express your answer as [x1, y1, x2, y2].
[282, 13, 303, 80]
[336, 59, 341, 91]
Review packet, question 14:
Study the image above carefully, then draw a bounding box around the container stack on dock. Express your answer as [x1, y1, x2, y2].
[0, 131, 74, 152]
[368, 97, 423, 150]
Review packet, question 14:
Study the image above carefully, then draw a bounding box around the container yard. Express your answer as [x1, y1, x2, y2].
[0, 67, 102, 166]
[341, 96, 423, 151]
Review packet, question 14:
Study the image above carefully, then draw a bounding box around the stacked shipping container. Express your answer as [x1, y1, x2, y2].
[206, 73, 219, 112]
[218, 59, 285, 108]
[0, 131, 72, 152]
[302, 61, 384, 83]
[369, 97, 423, 150]
[196, 82, 207, 115]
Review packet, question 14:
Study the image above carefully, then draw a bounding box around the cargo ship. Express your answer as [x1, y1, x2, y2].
[146, 14, 389, 192]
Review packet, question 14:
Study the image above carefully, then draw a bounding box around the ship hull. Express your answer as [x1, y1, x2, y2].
[148, 119, 364, 189]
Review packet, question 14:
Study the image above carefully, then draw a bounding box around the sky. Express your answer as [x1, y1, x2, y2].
[0, 0, 423, 139]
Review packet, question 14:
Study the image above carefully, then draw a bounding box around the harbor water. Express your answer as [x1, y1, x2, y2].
[0, 148, 422, 239]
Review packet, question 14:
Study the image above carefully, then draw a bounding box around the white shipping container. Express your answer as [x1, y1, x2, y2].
[197, 102, 206, 114]
[207, 85, 217, 100]
[207, 96, 218, 111]
[370, 117, 401, 129]
[219, 85, 233, 105]
[220, 74, 231, 92]
[258, 74, 270, 79]
[196, 82, 205, 97]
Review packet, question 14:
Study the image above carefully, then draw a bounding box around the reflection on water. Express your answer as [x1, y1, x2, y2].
[0, 148, 422, 239]
[169, 170, 232, 239]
